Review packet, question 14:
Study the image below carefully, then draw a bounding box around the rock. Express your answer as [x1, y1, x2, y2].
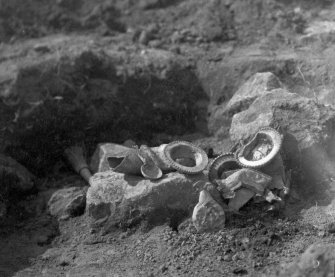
[198, 49, 297, 136]
[229, 88, 335, 203]
[0, 154, 35, 220]
[225, 72, 282, 115]
[197, 48, 297, 108]
[86, 171, 207, 230]
[139, 30, 151, 45]
[90, 143, 131, 173]
[279, 243, 335, 277]
[191, 0, 235, 42]
[208, 71, 283, 136]
[0, 154, 35, 192]
[300, 198, 335, 231]
[48, 186, 88, 220]
[229, 88, 334, 149]
[33, 44, 51, 54]
[192, 190, 226, 232]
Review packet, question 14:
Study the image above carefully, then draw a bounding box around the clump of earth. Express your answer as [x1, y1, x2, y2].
[1, 0, 335, 276]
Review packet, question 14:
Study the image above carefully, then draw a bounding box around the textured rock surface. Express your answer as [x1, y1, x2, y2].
[209, 72, 282, 135]
[48, 186, 88, 220]
[199, 49, 297, 137]
[230, 88, 335, 203]
[86, 171, 206, 230]
[225, 72, 282, 115]
[197, 47, 297, 108]
[279, 243, 335, 277]
[0, 154, 35, 192]
[229, 89, 335, 147]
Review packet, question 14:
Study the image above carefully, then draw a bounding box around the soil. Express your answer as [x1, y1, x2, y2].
[1, 0, 335, 276]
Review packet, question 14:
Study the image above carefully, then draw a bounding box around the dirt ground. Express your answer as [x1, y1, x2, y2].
[1, 0, 335, 276]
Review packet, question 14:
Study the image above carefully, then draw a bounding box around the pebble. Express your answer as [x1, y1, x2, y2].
[223, 254, 232, 262]
[233, 268, 248, 275]
[160, 264, 168, 273]
[33, 44, 51, 53]
[317, 230, 326, 237]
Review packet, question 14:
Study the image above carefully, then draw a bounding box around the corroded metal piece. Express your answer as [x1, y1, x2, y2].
[138, 145, 163, 180]
[105, 141, 208, 178]
[215, 168, 272, 198]
[163, 141, 208, 174]
[235, 127, 283, 169]
[192, 190, 226, 232]
[106, 147, 143, 176]
[208, 153, 241, 183]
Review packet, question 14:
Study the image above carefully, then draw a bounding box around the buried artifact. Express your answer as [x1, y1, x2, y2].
[106, 140, 208, 179]
[65, 141, 209, 182]
[192, 127, 289, 232]
[64, 127, 289, 233]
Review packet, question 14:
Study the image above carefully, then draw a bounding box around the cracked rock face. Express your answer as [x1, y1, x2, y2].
[207, 71, 285, 136]
[225, 72, 282, 116]
[48, 186, 88, 220]
[229, 88, 335, 205]
[86, 171, 207, 231]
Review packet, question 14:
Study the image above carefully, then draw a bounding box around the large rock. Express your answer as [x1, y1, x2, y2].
[279, 243, 335, 277]
[225, 72, 282, 115]
[197, 47, 297, 107]
[48, 186, 88, 220]
[229, 88, 335, 203]
[86, 171, 207, 230]
[230, 89, 335, 147]
[208, 72, 283, 135]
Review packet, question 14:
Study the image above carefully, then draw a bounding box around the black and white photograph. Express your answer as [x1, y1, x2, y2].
[0, 0, 335, 276]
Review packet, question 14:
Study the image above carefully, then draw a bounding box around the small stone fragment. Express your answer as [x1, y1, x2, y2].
[233, 268, 248, 275]
[33, 44, 51, 53]
[139, 30, 150, 45]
